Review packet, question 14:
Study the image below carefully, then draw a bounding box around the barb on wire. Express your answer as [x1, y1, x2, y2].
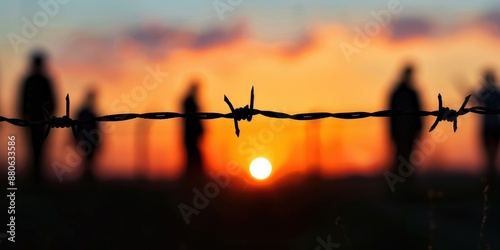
[41, 94, 78, 142]
[224, 86, 254, 137]
[1, 88, 499, 143]
[429, 94, 471, 132]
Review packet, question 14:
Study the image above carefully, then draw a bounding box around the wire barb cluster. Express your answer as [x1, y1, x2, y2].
[429, 94, 471, 132]
[224, 86, 255, 137]
[1, 87, 499, 142]
[41, 94, 78, 142]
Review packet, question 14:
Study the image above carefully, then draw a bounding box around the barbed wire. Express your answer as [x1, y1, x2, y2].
[2, 87, 500, 142]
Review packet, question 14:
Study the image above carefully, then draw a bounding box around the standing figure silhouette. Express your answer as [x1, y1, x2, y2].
[76, 89, 101, 182]
[389, 65, 422, 178]
[182, 81, 204, 178]
[19, 51, 57, 186]
[476, 70, 500, 181]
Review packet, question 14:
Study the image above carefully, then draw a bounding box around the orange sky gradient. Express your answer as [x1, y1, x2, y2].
[2, 22, 500, 182]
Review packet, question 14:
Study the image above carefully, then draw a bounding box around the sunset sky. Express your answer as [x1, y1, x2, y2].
[2, 0, 500, 181]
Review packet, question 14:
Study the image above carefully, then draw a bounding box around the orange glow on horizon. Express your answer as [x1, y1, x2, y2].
[1, 24, 499, 180]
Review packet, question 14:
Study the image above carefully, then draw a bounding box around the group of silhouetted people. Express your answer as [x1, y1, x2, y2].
[19, 51, 102, 185]
[389, 64, 500, 183]
[15, 49, 500, 187]
[18, 50, 206, 186]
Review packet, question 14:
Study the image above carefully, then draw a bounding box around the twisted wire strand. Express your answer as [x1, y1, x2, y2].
[1, 88, 498, 142]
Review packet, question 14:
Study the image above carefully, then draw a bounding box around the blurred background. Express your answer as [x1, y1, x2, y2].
[2, 1, 500, 249]
[1, 0, 500, 180]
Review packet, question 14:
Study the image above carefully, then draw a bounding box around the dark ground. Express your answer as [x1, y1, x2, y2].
[3, 171, 500, 250]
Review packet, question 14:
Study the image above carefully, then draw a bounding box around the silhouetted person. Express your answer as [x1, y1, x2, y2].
[76, 89, 101, 182]
[389, 65, 422, 177]
[19, 51, 56, 186]
[182, 81, 204, 177]
[476, 71, 500, 181]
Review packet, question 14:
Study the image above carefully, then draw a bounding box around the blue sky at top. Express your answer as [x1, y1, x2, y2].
[1, 0, 500, 34]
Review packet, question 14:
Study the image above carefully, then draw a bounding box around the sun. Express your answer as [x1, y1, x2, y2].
[249, 157, 272, 180]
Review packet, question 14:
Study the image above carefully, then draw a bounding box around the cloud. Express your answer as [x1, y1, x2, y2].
[57, 11, 500, 71]
[477, 10, 500, 36]
[193, 23, 246, 48]
[59, 36, 119, 66]
[126, 21, 247, 52]
[387, 17, 435, 40]
[384, 10, 500, 40]
[58, 21, 248, 68]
